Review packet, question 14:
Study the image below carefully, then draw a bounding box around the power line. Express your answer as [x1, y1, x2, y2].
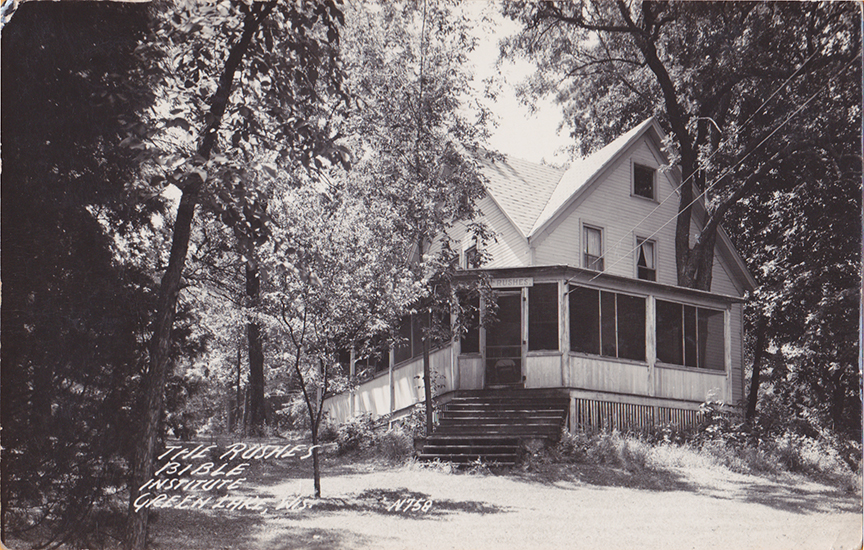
[579, 56, 857, 286]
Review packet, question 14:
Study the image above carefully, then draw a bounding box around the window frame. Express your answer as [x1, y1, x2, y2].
[636, 237, 657, 281]
[528, 283, 559, 352]
[582, 224, 604, 271]
[568, 285, 646, 362]
[655, 299, 726, 371]
[632, 162, 656, 200]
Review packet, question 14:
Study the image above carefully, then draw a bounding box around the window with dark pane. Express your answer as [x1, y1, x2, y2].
[616, 293, 646, 360]
[584, 226, 604, 270]
[600, 291, 617, 357]
[637, 238, 656, 281]
[569, 286, 599, 354]
[459, 292, 480, 354]
[464, 245, 480, 269]
[529, 284, 559, 351]
[656, 300, 683, 365]
[633, 164, 655, 199]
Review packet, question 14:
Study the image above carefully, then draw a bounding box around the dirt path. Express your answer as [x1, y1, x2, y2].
[149, 454, 861, 550]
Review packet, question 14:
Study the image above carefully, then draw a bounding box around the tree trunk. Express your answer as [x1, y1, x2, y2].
[246, 262, 266, 434]
[745, 317, 768, 424]
[311, 422, 321, 498]
[127, 188, 200, 550]
[125, 7, 272, 548]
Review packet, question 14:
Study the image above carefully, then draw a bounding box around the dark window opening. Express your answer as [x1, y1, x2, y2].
[569, 286, 645, 361]
[529, 284, 558, 351]
[459, 292, 480, 354]
[634, 164, 655, 199]
[656, 300, 724, 370]
[464, 245, 480, 269]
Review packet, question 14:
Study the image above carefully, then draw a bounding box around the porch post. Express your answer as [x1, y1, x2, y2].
[389, 348, 395, 417]
[349, 348, 356, 416]
[559, 279, 569, 387]
[646, 296, 656, 398]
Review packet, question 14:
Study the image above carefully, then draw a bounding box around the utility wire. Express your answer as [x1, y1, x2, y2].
[590, 49, 822, 275]
[579, 56, 857, 287]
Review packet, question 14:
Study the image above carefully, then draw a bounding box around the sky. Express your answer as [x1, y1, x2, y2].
[461, 1, 574, 167]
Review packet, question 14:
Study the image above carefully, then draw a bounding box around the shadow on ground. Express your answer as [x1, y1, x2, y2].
[148, 508, 266, 550]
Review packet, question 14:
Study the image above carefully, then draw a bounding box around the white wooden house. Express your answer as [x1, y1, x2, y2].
[323, 118, 755, 434]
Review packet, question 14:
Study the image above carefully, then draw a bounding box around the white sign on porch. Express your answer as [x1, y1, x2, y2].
[490, 277, 533, 288]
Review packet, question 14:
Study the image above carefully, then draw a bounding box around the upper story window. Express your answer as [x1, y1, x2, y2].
[583, 226, 604, 271]
[464, 245, 480, 269]
[633, 164, 656, 200]
[636, 238, 656, 281]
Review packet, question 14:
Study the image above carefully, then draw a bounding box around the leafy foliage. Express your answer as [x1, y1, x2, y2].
[503, 1, 860, 290]
[502, 0, 861, 443]
[0, 3, 163, 547]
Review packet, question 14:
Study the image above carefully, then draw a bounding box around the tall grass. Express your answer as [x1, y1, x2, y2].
[556, 427, 860, 491]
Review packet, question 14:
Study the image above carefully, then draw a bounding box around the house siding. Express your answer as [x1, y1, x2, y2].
[533, 140, 682, 286]
[474, 195, 531, 268]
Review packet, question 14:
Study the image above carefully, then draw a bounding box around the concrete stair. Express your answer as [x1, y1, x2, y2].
[417, 389, 569, 466]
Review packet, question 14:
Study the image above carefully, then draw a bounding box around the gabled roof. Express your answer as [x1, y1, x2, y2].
[479, 118, 659, 239]
[478, 117, 757, 293]
[479, 154, 566, 238]
[530, 118, 657, 237]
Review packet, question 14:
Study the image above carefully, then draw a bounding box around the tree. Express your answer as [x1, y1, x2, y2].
[503, 1, 861, 433]
[123, 1, 346, 547]
[340, 0, 491, 433]
[503, 1, 860, 291]
[0, 3, 163, 547]
[259, 184, 423, 496]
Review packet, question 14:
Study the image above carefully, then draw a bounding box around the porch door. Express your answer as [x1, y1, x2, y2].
[485, 291, 523, 386]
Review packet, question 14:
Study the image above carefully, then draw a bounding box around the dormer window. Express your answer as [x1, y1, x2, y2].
[583, 226, 604, 271]
[636, 238, 656, 281]
[464, 245, 480, 269]
[633, 164, 655, 200]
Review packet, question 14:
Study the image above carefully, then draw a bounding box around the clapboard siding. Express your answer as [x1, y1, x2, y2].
[477, 195, 531, 268]
[534, 140, 683, 286]
[458, 356, 484, 389]
[525, 353, 564, 387]
[352, 374, 390, 418]
[392, 348, 452, 412]
[654, 365, 727, 402]
[568, 354, 650, 395]
[731, 302, 744, 404]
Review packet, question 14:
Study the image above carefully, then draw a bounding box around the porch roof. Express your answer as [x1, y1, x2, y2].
[455, 264, 747, 304]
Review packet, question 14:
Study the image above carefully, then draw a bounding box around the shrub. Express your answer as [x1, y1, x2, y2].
[375, 426, 414, 462]
[336, 413, 376, 454]
[578, 431, 651, 472]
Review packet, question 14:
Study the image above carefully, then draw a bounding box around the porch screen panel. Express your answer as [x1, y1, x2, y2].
[600, 291, 617, 357]
[413, 311, 428, 358]
[699, 308, 725, 370]
[656, 300, 725, 369]
[529, 284, 559, 351]
[684, 305, 698, 367]
[656, 300, 683, 365]
[459, 293, 480, 354]
[616, 294, 645, 361]
[569, 286, 599, 354]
